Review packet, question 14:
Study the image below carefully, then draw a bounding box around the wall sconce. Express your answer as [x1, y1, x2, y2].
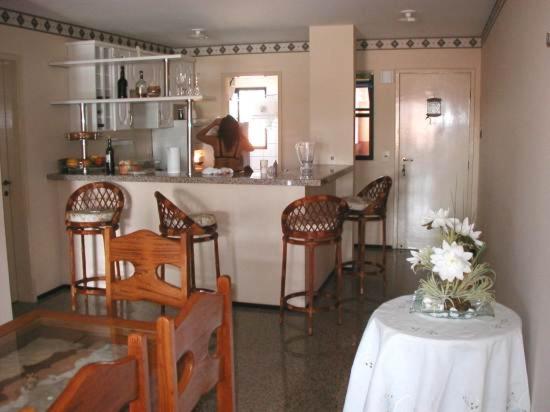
[426, 97, 442, 119]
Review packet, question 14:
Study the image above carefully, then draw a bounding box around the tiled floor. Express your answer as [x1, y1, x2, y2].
[12, 248, 417, 412]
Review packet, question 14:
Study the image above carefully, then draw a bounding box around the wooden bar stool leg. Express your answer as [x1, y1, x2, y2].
[306, 245, 315, 336]
[213, 234, 221, 279]
[382, 217, 387, 267]
[279, 240, 288, 324]
[336, 239, 343, 325]
[68, 229, 77, 311]
[358, 218, 366, 296]
[189, 239, 196, 290]
[80, 234, 87, 292]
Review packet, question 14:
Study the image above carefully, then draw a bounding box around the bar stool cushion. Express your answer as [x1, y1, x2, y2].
[344, 196, 369, 212]
[189, 213, 217, 228]
[66, 209, 115, 224]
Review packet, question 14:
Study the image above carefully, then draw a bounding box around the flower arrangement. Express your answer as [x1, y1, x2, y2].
[408, 209, 495, 318]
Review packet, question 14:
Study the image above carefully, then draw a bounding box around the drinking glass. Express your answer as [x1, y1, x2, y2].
[175, 72, 187, 96]
[295, 142, 315, 171]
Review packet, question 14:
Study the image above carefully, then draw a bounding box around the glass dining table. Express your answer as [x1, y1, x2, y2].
[0, 309, 157, 411]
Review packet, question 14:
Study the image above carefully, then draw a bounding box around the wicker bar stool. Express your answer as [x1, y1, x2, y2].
[343, 176, 392, 295]
[65, 182, 124, 310]
[279, 195, 349, 336]
[154, 191, 220, 291]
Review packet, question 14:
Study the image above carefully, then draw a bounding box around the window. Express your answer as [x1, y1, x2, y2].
[355, 78, 374, 160]
[226, 74, 280, 171]
[230, 87, 268, 149]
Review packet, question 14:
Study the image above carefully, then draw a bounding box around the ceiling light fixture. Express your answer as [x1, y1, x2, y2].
[399, 9, 417, 23]
[188, 28, 208, 40]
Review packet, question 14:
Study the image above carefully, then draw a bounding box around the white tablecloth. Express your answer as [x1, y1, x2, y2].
[344, 295, 530, 412]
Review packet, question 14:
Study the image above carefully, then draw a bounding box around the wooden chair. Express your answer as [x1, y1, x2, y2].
[155, 191, 220, 290]
[156, 276, 235, 412]
[103, 228, 192, 317]
[21, 334, 150, 412]
[65, 182, 124, 310]
[279, 195, 349, 336]
[343, 176, 392, 295]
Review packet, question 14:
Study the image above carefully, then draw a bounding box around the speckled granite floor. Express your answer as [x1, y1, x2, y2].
[12, 248, 416, 412]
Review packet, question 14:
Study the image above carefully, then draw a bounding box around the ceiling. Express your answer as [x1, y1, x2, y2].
[0, 0, 496, 47]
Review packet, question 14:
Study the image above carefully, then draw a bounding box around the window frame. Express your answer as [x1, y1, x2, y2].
[355, 78, 374, 160]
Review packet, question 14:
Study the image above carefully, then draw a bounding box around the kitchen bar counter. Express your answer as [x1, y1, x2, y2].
[46, 164, 353, 187]
[48, 164, 353, 305]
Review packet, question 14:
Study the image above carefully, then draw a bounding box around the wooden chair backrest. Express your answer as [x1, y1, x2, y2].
[356, 176, 392, 217]
[104, 228, 191, 315]
[48, 333, 150, 412]
[281, 195, 349, 241]
[154, 191, 205, 237]
[156, 276, 235, 412]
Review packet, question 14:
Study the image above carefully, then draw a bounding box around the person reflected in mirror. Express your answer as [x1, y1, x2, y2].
[197, 115, 254, 172]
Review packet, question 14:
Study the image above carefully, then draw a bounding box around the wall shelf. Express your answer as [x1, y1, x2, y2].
[50, 54, 194, 67]
[51, 96, 203, 105]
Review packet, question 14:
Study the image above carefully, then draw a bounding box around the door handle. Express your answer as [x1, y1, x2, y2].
[2, 180, 10, 196]
[402, 157, 414, 162]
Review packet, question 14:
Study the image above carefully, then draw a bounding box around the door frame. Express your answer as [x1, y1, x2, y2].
[393, 69, 477, 249]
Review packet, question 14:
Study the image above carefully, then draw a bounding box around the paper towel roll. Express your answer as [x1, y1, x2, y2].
[166, 147, 181, 174]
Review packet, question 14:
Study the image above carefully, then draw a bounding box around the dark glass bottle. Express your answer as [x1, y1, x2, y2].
[117, 66, 128, 98]
[105, 137, 115, 175]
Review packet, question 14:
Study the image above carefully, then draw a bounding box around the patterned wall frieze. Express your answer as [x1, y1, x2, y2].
[1, 6, 483, 57]
[356, 37, 482, 51]
[0, 7, 174, 54]
[177, 41, 310, 57]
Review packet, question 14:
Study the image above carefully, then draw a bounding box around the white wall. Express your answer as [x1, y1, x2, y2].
[479, 0, 550, 408]
[309, 25, 355, 165]
[356, 48, 482, 246]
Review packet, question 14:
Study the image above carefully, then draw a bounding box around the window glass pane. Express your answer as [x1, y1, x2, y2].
[355, 116, 370, 157]
[235, 89, 267, 149]
[355, 87, 370, 109]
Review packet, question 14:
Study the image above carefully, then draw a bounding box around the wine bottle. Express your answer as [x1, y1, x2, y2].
[105, 137, 115, 175]
[117, 66, 128, 98]
[135, 70, 148, 98]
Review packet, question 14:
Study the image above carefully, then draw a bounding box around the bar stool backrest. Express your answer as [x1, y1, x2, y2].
[65, 182, 125, 228]
[357, 176, 392, 217]
[281, 195, 349, 241]
[155, 191, 205, 237]
[104, 228, 191, 313]
[156, 276, 235, 412]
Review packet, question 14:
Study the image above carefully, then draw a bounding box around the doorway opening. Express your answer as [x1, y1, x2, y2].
[224, 74, 280, 171]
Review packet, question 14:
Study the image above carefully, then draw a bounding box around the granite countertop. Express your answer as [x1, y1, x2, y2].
[46, 164, 354, 187]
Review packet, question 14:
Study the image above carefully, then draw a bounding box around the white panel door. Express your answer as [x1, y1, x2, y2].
[396, 71, 472, 249]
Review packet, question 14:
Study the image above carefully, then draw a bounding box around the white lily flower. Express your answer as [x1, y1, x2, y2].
[421, 209, 456, 230]
[454, 217, 484, 247]
[430, 241, 473, 282]
[407, 250, 421, 271]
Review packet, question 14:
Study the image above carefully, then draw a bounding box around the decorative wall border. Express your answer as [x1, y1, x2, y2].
[177, 41, 309, 57]
[0, 7, 174, 54]
[1, 6, 483, 57]
[355, 37, 482, 50]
